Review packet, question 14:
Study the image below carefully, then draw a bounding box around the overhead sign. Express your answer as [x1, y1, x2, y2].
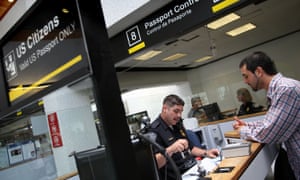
[111, 0, 252, 64]
[0, 0, 89, 105]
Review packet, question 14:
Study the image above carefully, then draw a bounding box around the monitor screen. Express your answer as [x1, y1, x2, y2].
[74, 141, 159, 180]
[201, 102, 223, 122]
[74, 146, 113, 180]
[126, 111, 148, 134]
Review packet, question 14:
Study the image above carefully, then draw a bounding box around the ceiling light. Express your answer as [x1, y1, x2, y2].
[226, 23, 256, 36]
[194, 56, 213, 63]
[62, 8, 70, 14]
[134, 50, 162, 61]
[207, 13, 240, 30]
[162, 53, 186, 61]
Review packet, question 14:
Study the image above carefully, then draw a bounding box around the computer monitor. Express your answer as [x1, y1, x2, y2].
[74, 140, 159, 180]
[202, 102, 223, 122]
[126, 111, 148, 134]
[74, 146, 113, 180]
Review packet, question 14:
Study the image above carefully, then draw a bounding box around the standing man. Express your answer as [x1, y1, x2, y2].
[233, 51, 300, 180]
[149, 94, 219, 180]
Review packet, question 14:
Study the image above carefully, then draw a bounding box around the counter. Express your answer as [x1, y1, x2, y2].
[199, 111, 267, 127]
[184, 112, 277, 180]
[183, 141, 277, 180]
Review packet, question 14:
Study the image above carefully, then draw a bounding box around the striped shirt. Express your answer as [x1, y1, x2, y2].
[240, 73, 300, 179]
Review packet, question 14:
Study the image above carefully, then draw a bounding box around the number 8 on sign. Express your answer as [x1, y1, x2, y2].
[126, 25, 142, 47]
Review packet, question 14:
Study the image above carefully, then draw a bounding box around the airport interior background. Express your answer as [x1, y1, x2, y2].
[0, 0, 299, 179]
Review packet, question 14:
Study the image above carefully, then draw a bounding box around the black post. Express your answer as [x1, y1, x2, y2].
[76, 0, 139, 179]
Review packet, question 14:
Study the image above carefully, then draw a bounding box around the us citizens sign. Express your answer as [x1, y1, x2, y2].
[0, 0, 90, 106]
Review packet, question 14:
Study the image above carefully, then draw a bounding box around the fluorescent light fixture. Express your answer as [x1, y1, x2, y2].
[194, 55, 213, 63]
[162, 53, 186, 61]
[226, 23, 256, 36]
[207, 13, 240, 29]
[134, 50, 162, 61]
[62, 8, 70, 13]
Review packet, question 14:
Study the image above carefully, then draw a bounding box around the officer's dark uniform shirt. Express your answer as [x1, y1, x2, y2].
[148, 116, 196, 180]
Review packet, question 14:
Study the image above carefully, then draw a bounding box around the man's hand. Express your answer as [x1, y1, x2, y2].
[232, 116, 246, 130]
[206, 148, 219, 158]
[166, 139, 188, 156]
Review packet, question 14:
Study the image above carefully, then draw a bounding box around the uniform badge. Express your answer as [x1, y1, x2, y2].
[180, 129, 186, 137]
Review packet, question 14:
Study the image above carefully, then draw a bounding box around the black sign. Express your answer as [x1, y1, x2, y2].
[111, 0, 253, 65]
[0, 0, 90, 106]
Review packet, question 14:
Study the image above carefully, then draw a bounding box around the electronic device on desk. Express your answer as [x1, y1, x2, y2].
[206, 124, 226, 149]
[73, 146, 112, 180]
[193, 124, 226, 149]
[201, 103, 223, 122]
[126, 111, 148, 135]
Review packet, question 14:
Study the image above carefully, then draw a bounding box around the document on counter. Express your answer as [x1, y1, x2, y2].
[182, 156, 221, 180]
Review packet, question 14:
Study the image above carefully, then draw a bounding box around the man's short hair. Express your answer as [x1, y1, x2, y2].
[191, 96, 201, 105]
[239, 51, 277, 75]
[163, 94, 185, 107]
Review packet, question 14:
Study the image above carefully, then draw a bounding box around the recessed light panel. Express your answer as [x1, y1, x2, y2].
[207, 13, 240, 29]
[226, 23, 256, 37]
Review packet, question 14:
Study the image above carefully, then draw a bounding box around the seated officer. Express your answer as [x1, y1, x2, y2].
[148, 94, 219, 180]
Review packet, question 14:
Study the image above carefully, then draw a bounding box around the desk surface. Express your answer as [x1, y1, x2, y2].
[182, 142, 263, 180]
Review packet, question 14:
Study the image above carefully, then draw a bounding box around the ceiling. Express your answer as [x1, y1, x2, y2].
[0, 0, 16, 21]
[113, 0, 300, 71]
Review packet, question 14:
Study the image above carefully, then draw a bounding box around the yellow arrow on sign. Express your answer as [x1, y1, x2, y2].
[212, 0, 239, 13]
[9, 54, 83, 102]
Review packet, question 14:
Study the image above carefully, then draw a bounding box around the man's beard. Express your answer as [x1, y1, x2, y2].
[251, 75, 260, 91]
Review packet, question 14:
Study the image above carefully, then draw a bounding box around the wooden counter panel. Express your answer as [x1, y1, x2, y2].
[224, 130, 240, 138]
[56, 171, 78, 180]
[199, 111, 266, 127]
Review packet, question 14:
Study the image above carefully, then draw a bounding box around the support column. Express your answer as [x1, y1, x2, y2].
[43, 86, 100, 176]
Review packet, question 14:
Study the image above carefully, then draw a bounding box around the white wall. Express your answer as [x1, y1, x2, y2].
[121, 82, 193, 122]
[43, 86, 100, 176]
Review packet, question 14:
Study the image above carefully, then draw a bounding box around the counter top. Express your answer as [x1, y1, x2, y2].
[199, 111, 266, 127]
[224, 130, 240, 138]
